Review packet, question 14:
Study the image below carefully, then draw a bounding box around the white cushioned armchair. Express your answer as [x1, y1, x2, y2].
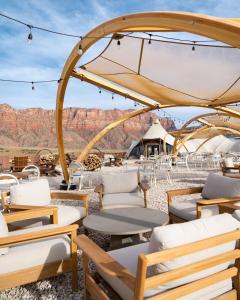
[167, 172, 240, 223]
[75, 213, 240, 300]
[94, 172, 150, 210]
[1, 178, 88, 229]
[0, 209, 78, 291]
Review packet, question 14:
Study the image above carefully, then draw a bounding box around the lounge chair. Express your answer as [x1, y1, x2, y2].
[1, 178, 88, 229]
[94, 172, 150, 210]
[75, 213, 240, 300]
[220, 157, 240, 178]
[0, 209, 78, 291]
[167, 172, 240, 223]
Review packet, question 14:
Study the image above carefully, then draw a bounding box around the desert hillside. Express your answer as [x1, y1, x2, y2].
[0, 104, 175, 150]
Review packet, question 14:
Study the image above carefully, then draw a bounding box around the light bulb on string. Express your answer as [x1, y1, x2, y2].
[134, 101, 137, 107]
[31, 82, 35, 90]
[148, 34, 152, 44]
[112, 93, 114, 100]
[27, 25, 33, 44]
[78, 43, 83, 56]
[192, 41, 196, 52]
[117, 40, 121, 46]
[99, 88, 102, 94]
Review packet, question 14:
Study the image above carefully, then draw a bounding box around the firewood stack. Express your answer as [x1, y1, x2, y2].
[83, 154, 101, 171]
[39, 154, 55, 165]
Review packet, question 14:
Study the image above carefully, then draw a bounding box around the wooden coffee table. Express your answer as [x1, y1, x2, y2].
[83, 207, 169, 249]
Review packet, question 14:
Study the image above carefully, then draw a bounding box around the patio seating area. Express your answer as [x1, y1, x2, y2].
[1, 7, 240, 300]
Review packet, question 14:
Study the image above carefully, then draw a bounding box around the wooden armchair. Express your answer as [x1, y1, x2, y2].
[75, 213, 240, 300]
[220, 158, 240, 179]
[1, 178, 88, 229]
[11, 156, 29, 172]
[0, 208, 78, 291]
[167, 173, 240, 223]
[95, 172, 150, 210]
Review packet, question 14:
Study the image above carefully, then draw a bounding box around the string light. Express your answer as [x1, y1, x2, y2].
[112, 93, 114, 100]
[99, 88, 102, 94]
[148, 34, 152, 45]
[27, 25, 33, 44]
[31, 82, 34, 90]
[117, 40, 121, 46]
[192, 41, 196, 52]
[77, 39, 83, 55]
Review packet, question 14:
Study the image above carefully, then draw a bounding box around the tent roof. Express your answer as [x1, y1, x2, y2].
[81, 34, 240, 107]
[142, 119, 175, 145]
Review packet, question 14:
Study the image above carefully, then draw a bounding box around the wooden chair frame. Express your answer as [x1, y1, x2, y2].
[75, 232, 240, 300]
[94, 180, 150, 210]
[167, 186, 240, 223]
[0, 209, 78, 291]
[1, 191, 89, 228]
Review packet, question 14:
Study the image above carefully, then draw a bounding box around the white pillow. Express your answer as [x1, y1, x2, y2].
[148, 214, 240, 291]
[102, 172, 138, 194]
[0, 212, 9, 255]
[201, 172, 240, 199]
[10, 179, 51, 206]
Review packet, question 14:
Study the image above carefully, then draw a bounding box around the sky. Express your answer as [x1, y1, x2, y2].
[0, 0, 239, 126]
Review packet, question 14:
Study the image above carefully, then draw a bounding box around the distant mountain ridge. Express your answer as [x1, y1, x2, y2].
[0, 104, 176, 150]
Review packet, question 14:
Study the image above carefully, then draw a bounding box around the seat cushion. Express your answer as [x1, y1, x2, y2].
[202, 172, 240, 199]
[102, 193, 144, 209]
[99, 242, 232, 300]
[148, 214, 239, 293]
[232, 210, 240, 221]
[10, 178, 51, 206]
[102, 172, 138, 194]
[0, 224, 71, 274]
[169, 196, 219, 221]
[9, 204, 86, 228]
[0, 212, 8, 255]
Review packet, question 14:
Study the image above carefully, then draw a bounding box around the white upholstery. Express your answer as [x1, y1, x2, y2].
[0, 212, 8, 255]
[10, 179, 51, 206]
[0, 224, 71, 274]
[99, 214, 238, 299]
[148, 214, 239, 293]
[10, 205, 86, 228]
[102, 172, 138, 194]
[169, 196, 219, 221]
[202, 173, 240, 199]
[232, 210, 240, 221]
[102, 193, 144, 209]
[224, 157, 234, 168]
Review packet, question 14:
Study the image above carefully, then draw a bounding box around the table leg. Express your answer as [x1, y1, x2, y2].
[109, 233, 148, 250]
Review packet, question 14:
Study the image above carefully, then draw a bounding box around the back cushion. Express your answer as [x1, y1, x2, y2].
[10, 179, 51, 206]
[148, 214, 240, 291]
[0, 212, 9, 255]
[102, 172, 138, 194]
[223, 157, 234, 168]
[202, 172, 240, 199]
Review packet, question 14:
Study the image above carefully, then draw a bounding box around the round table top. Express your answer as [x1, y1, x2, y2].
[83, 207, 169, 235]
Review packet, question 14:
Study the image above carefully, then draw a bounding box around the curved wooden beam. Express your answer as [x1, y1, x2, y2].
[176, 126, 240, 155]
[172, 112, 227, 156]
[77, 106, 157, 162]
[56, 11, 240, 181]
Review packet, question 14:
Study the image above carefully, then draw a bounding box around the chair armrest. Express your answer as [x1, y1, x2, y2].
[51, 191, 89, 212]
[3, 206, 58, 224]
[167, 187, 203, 205]
[0, 224, 78, 247]
[74, 234, 135, 291]
[219, 203, 240, 214]
[196, 198, 240, 219]
[94, 184, 104, 194]
[197, 198, 240, 206]
[139, 181, 150, 192]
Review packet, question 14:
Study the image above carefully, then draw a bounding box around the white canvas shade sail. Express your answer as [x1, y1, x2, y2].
[81, 35, 240, 106]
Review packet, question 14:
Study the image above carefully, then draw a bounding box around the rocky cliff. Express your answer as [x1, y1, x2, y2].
[0, 104, 175, 150]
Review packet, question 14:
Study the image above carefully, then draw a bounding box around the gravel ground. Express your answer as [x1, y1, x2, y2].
[0, 168, 218, 300]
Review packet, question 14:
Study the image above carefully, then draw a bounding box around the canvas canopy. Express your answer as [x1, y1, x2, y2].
[80, 34, 240, 107]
